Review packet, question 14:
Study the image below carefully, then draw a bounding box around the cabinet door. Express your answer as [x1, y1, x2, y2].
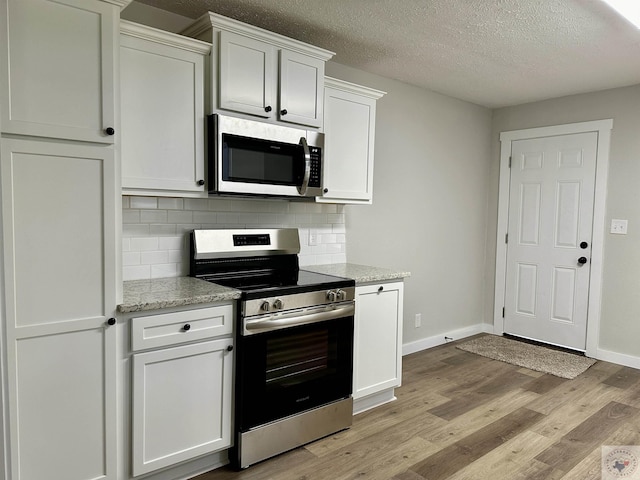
[0, 0, 117, 143]
[320, 80, 385, 204]
[279, 50, 324, 128]
[121, 26, 208, 194]
[354, 282, 404, 400]
[1, 138, 118, 480]
[219, 30, 275, 119]
[132, 338, 234, 476]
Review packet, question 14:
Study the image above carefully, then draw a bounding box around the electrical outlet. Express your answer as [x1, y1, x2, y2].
[415, 313, 421, 328]
[308, 230, 319, 246]
[611, 219, 628, 235]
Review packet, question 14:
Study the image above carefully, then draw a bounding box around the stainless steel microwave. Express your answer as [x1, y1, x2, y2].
[207, 114, 324, 198]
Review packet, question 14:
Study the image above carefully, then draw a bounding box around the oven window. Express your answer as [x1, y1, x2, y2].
[266, 330, 334, 386]
[222, 134, 303, 185]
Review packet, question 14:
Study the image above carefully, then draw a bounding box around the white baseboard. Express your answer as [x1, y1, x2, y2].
[402, 323, 493, 356]
[595, 348, 640, 370]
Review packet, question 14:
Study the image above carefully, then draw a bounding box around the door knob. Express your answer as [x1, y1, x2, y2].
[578, 257, 588, 265]
[580, 241, 589, 249]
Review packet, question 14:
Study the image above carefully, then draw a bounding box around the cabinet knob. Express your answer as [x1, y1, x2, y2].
[578, 257, 588, 265]
[280, 109, 288, 116]
[323, 188, 329, 194]
[226, 345, 234, 352]
[104, 127, 115, 136]
[183, 324, 191, 331]
[377, 286, 384, 293]
[580, 241, 589, 249]
[197, 179, 205, 186]
[107, 318, 116, 326]
[264, 106, 272, 113]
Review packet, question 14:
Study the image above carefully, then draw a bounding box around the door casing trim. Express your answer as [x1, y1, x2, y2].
[494, 119, 613, 357]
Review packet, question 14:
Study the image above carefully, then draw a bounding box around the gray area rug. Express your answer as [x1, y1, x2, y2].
[456, 335, 597, 379]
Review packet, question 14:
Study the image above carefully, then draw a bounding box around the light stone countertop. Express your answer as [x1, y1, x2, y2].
[303, 263, 411, 284]
[118, 277, 241, 313]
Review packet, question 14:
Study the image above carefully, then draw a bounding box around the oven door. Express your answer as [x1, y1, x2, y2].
[236, 315, 354, 432]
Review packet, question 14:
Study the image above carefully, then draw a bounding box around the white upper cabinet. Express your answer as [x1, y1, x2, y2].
[319, 77, 385, 204]
[120, 21, 210, 196]
[182, 13, 333, 128]
[0, 0, 120, 143]
[219, 31, 276, 119]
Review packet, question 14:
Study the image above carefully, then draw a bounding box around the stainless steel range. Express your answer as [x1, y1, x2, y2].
[190, 228, 355, 469]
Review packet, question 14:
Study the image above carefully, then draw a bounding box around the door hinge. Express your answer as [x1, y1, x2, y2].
[502, 307, 505, 318]
[508, 156, 512, 168]
[505, 233, 508, 244]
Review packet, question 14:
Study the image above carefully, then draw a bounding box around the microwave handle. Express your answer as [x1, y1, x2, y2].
[298, 137, 311, 195]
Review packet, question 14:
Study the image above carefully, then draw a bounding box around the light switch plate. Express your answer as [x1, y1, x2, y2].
[610, 219, 628, 235]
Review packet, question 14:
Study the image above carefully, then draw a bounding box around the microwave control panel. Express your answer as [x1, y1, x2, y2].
[309, 147, 322, 188]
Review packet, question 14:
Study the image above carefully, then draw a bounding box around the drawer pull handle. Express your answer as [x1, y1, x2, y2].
[183, 324, 191, 331]
[226, 345, 234, 352]
[378, 286, 384, 293]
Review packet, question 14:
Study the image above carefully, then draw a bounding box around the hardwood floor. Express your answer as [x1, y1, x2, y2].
[194, 335, 640, 480]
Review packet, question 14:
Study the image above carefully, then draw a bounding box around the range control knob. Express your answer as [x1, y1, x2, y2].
[327, 290, 337, 302]
[336, 289, 346, 301]
[260, 301, 270, 311]
[273, 299, 283, 309]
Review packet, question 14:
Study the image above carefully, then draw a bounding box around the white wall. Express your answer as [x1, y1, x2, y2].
[488, 84, 640, 362]
[326, 63, 494, 346]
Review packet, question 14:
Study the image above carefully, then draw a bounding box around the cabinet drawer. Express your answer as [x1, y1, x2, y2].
[131, 304, 233, 351]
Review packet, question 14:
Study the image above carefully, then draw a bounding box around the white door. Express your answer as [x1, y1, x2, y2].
[504, 132, 597, 350]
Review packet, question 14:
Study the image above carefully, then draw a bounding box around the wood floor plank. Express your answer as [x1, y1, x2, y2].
[425, 387, 540, 447]
[530, 382, 622, 439]
[602, 366, 640, 389]
[408, 407, 544, 479]
[535, 401, 639, 473]
[523, 374, 567, 395]
[444, 429, 554, 480]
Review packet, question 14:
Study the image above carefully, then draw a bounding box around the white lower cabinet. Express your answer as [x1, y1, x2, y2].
[0, 137, 118, 480]
[353, 281, 404, 414]
[128, 305, 234, 477]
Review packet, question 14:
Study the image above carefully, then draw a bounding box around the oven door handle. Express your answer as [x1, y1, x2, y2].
[243, 303, 354, 335]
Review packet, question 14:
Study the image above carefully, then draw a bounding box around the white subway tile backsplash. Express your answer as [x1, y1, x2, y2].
[158, 197, 184, 210]
[123, 209, 140, 224]
[149, 224, 177, 236]
[130, 237, 159, 252]
[122, 196, 348, 280]
[123, 265, 151, 281]
[167, 210, 193, 224]
[129, 196, 158, 209]
[184, 198, 209, 210]
[140, 209, 168, 223]
[123, 251, 141, 265]
[123, 224, 150, 236]
[141, 251, 168, 265]
[158, 236, 185, 250]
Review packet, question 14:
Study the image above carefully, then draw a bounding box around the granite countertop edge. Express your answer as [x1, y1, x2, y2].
[119, 263, 410, 313]
[118, 277, 242, 314]
[303, 263, 411, 284]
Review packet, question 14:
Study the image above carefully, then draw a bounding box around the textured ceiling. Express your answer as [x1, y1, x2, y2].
[132, 0, 640, 108]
